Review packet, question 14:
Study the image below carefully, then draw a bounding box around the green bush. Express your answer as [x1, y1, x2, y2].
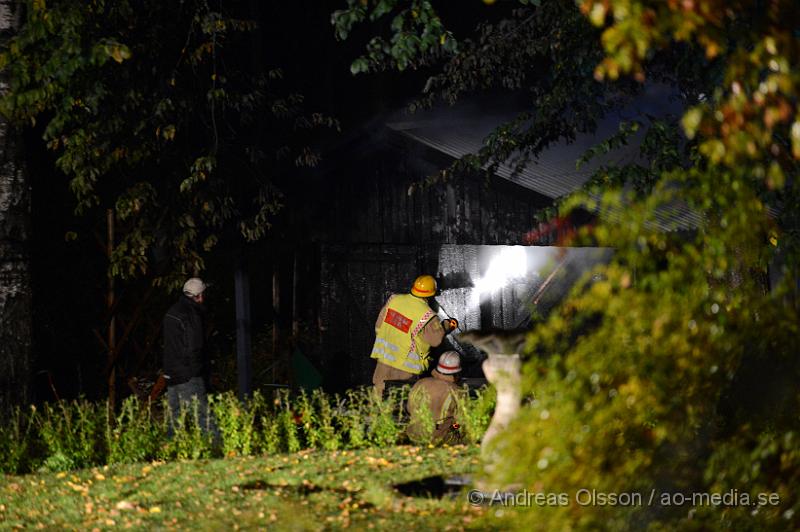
[680, 427, 800, 530]
[106, 396, 164, 464]
[0, 386, 492, 473]
[211, 391, 258, 457]
[455, 385, 496, 445]
[311, 389, 341, 451]
[294, 390, 317, 448]
[160, 397, 214, 461]
[258, 394, 282, 454]
[274, 389, 302, 453]
[0, 405, 38, 474]
[38, 399, 104, 472]
[340, 389, 369, 449]
[366, 387, 407, 447]
[406, 387, 435, 446]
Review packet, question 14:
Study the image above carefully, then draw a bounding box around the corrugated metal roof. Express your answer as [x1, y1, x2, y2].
[385, 86, 713, 233]
[390, 121, 706, 232]
[396, 124, 635, 199]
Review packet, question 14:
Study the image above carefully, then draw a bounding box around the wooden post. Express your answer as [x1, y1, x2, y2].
[292, 250, 299, 338]
[235, 254, 252, 399]
[107, 209, 116, 408]
[272, 257, 280, 382]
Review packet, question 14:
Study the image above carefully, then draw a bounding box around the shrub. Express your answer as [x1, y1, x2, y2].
[340, 388, 368, 449]
[312, 389, 341, 451]
[106, 396, 164, 464]
[0, 386, 493, 473]
[274, 389, 301, 453]
[455, 385, 496, 445]
[211, 391, 258, 457]
[257, 393, 282, 454]
[38, 399, 104, 472]
[160, 397, 214, 461]
[0, 405, 38, 474]
[406, 387, 435, 446]
[366, 386, 407, 447]
[294, 390, 316, 448]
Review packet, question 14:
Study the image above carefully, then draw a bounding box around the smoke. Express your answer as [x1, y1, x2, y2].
[470, 247, 528, 306]
[435, 245, 613, 332]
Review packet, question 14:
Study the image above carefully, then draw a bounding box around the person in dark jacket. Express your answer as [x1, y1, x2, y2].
[163, 277, 214, 434]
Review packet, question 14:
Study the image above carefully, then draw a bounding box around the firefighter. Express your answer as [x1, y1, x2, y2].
[371, 274, 457, 396]
[406, 350, 464, 444]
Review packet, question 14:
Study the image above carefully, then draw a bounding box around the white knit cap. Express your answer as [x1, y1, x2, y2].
[183, 277, 207, 297]
[437, 351, 462, 375]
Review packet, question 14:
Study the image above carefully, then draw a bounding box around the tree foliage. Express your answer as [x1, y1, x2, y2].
[1, 0, 336, 289]
[335, 0, 799, 529]
[334, 0, 713, 203]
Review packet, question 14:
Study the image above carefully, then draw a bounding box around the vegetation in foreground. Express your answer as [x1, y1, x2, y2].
[0, 444, 488, 530]
[0, 387, 495, 475]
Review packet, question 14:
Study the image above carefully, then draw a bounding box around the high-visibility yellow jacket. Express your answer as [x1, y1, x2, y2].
[370, 294, 437, 374]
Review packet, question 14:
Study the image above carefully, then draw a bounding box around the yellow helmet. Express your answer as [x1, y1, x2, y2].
[411, 275, 437, 298]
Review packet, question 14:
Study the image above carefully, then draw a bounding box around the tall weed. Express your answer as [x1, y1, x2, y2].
[340, 389, 368, 449]
[366, 387, 407, 447]
[2, 385, 493, 473]
[160, 397, 214, 461]
[275, 389, 301, 453]
[106, 396, 164, 464]
[312, 389, 340, 451]
[257, 392, 282, 454]
[294, 390, 316, 448]
[455, 385, 496, 444]
[211, 392, 258, 457]
[0, 405, 38, 474]
[38, 399, 103, 471]
[406, 387, 435, 446]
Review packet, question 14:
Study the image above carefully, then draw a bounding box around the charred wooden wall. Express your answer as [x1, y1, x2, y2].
[315, 133, 551, 246]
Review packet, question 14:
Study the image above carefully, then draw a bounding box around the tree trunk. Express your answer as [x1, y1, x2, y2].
[0, 0, 32, 414]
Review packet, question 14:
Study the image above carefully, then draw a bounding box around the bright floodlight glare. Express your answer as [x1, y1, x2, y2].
[471, 247, 528, 305]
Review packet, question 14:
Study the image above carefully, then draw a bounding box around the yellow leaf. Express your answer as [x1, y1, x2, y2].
[682, 108, 703, 139]
[162, 124, 176, 141]
[589, 3, 606, 27]
[791, 121, 800, 159]
[149, 506, 161, 513]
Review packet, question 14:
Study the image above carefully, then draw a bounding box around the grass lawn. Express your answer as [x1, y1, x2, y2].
[0, 444, 495, 530]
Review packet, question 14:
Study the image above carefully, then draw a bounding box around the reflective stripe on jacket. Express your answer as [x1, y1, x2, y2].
[370, 293, 436, 374]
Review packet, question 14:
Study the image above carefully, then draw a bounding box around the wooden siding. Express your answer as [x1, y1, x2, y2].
[313, 132, 556, 386]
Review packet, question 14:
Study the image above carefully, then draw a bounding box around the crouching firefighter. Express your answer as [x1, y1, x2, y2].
[406, 351, 465, 445]
[370, 274, 458, 396]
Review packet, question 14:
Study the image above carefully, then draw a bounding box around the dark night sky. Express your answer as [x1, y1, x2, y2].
[258, 1, 505, 129]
